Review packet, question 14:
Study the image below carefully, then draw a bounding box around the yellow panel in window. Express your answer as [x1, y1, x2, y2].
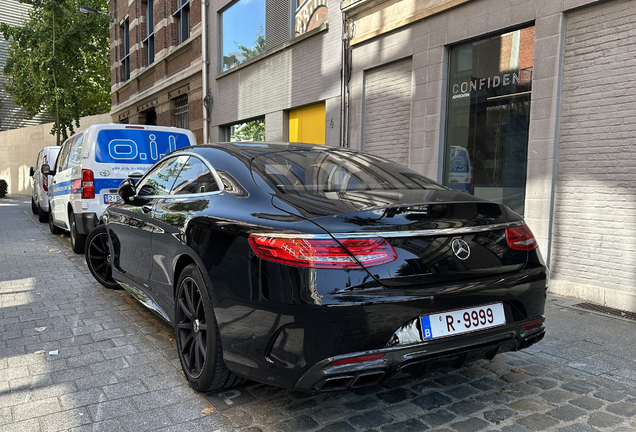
[288, 103, 325, 145]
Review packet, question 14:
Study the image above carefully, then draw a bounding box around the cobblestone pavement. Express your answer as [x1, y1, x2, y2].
[2, 196, 636, 432]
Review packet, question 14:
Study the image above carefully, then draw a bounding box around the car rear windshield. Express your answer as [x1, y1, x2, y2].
[95, 129, 191, 165]
[252, 148, 446, 194]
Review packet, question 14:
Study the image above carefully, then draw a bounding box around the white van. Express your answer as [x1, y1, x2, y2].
[42, 124, 195, 253]
[30, 145, 61, 222]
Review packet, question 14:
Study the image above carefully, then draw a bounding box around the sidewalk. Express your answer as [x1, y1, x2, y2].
[0, 197, 230, 432]
[1, 195, 636, 432]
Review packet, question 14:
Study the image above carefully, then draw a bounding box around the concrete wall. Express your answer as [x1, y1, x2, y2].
[0, 114, 111, 196]
[550, 0, 636, 312]
[344, 0, 636, 310]
[342, 0, 472, 45]
[346, 0, 581, 258]
[345, 0, 611, 255]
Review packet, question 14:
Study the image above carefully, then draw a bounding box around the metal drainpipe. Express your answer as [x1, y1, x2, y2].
[340, 14, 350, 148]
[202, 0, 210, 143]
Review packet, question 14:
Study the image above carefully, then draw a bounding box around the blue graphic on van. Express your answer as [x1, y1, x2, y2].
[95, 130, 190, 164]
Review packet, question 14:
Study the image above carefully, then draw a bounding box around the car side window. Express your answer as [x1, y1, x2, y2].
[171, 156, 219, 195]
[67, 133, 85, 168]
[56, 140, 72, 171]
[136, 155, 189, 197]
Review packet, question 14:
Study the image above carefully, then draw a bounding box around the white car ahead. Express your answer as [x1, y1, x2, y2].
[41, 124, 195, 253]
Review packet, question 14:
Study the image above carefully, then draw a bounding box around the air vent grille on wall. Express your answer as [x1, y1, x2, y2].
[573, 302, 636, 321]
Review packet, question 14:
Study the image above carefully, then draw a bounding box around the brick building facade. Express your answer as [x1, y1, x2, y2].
[108, 0, 203, 143]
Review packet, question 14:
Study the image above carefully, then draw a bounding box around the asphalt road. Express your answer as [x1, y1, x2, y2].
[1, 196, 636, 432]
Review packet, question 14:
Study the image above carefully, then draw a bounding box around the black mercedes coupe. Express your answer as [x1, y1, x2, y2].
[84, 142, 548, 392]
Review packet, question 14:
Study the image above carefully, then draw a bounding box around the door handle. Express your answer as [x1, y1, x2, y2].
[142, 204, 153, 213]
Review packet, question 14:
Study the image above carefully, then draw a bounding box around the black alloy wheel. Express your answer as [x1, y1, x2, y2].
[31, 197, 38, 214]
[49, 209, 63, 235]
[70, 212, 86, 254]
[84, 225, 120, 289]
[175, 264, 243, 392]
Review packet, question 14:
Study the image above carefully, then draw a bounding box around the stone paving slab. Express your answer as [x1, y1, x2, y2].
[2, 196, 636, 431]
[0, 198, 229, 432]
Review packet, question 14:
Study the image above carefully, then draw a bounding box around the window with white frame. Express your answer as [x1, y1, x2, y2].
[122, 19, 130, 81]
[143, 0, 155, 65]
[174, 0, 190, 44]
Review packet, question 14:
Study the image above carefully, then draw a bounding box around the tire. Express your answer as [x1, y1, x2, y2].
[49, 209, 63, 235]
[38, 205, 48, 223]
[85, 225, 120, 289]
[31, 197, 38, 214]
[70, 211, 86, 254]
[175, 264, 243, 392]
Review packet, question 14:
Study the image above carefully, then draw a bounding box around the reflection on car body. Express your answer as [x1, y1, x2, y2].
[84, 142, 548, 393]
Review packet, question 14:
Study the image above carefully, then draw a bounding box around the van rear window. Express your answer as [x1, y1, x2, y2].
[95, 129, 191, 164]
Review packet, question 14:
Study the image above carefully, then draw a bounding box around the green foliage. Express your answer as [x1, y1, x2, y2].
[0, 179, 7, 198]
[1, 0, 111, 144]
[222, 24, 266, 71]
[231, 119, 266, 142]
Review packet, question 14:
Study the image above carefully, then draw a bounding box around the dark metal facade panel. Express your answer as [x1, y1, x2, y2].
[265, 0, 291, 51]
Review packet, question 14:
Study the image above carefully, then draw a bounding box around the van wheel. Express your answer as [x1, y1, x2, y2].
[49, 209, 63, 235]
[70, 212, 86, 254]
[31, 197, 38, 215]
[175, 264, 244, 392]
[85, 225, 120, 289]
[38, 206, 48, 223]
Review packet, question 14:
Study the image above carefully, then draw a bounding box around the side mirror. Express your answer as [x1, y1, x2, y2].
[41, 164, 55, 176]
[29, 167, 35, 177]
[118, 178, 137, 202]
[128, 171, 144, 184]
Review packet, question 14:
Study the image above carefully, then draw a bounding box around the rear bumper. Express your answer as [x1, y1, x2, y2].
[37, 196, 49, 212]
[294, 320, 545, 392]
[75, 212, 98, 235]
[216, 267, 548, 391]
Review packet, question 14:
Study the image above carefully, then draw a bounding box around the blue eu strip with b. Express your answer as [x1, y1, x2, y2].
[420, 315, 433, 340]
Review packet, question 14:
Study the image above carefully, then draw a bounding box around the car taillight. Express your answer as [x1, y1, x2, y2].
[43, 175, 49, 192]
[248, 235, 397, 269]
[330, 353, 385, 366]
[505, 224, 537, 251]
[82, 169, 95, 199]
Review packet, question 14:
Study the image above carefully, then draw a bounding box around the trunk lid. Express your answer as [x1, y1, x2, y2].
[271, 192, 528, 287]
[251, 147, 529, 288]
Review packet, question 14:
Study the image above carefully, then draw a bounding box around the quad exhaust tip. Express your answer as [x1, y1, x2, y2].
[316, 371, 386, 391]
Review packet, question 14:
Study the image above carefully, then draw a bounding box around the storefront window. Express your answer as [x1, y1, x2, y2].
[444, 26, 534, 215]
